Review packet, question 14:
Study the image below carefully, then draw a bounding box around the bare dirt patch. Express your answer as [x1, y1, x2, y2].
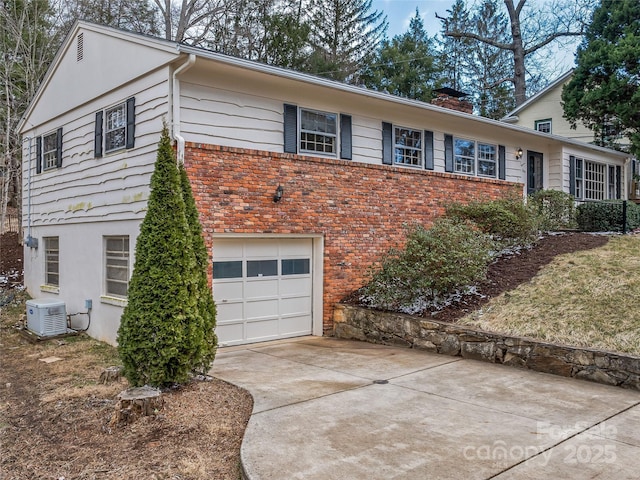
[0, 233, 253, 480]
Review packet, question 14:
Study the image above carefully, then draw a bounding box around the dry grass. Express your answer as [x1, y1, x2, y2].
[460, 235, 640, 355]
[0, 292, 253, 480]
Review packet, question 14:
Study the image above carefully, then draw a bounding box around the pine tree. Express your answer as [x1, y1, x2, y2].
[562, 0, 640, 155]
[117, 125, 210, 387]
[307, 0, 387, 83]
[436, 0, 473, 93]
[362, 9, 438, 102]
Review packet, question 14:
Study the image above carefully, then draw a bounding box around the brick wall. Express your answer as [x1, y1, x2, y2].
[184, 143, 522, 334]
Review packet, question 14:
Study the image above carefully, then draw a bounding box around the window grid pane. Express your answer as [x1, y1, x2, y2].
[105, 103, 126, 153]
[247, 260, 278, 277]
[584, 161, 606, 201]
[300, 109, 336, 155]
[536, 120, 551, 133]
[44, 237, 59, 286]
[105, 236, 129, 297]
[477, 143, 496, 177]
[213, 261, 243, 279]
[394, 127, 422, 166]
[43, 132, 58, 169]
[454, 138, 475, 174]
[282, 258, 310, 275]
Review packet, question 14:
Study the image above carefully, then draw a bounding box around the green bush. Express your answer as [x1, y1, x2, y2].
[528, 189, 577, 231]
[576, 201, 640, 232]
[117, 126, 216, 387]
[360, 219, 493, 312]
[445, 198, 538, 247]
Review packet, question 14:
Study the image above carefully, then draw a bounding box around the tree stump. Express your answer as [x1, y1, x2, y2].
[99, 366, 123, 384]
[111, 386, 163, 426]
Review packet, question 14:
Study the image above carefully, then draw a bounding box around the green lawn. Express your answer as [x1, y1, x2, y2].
[459, 235, 640, 356]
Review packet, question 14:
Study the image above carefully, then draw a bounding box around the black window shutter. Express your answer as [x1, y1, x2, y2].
[340, 114, 352, 160]
[498, 145, 506, 180]
[424, 130, 434, 170]
[444, 134, 453, 172]
[126, 97, 135, 149]
[569, 155, 576, 196]
[616, 165, 622, 199]
[56, 127, 63, 168]
[94, 111, 103, 158]
[36, 136, 42, 174]
[283, 104, 297, 153]
[382, 122, 392, 165]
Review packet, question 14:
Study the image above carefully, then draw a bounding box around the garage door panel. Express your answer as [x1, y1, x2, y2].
[280, 315, 312, 335]
[246, 318, 279, 340]
[279, 239, 312, 255]
[217, 302, 244, 322]
[214, 282, 244, 301]
[245, 241, 279, 257]
[216, 323, 244, 343]
[280, 296, 311, 315]
[245, 298, 279, 319]
[245, 279, 279, 299]
[280, 277, 311, 296]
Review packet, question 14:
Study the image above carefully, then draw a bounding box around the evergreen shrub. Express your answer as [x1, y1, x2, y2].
[445, 198, 538, 247]
[528, 189, 577, 231]
[576, 201, 640, 232]
[117, 126, 216, 387]
[360, 219, 493, 312]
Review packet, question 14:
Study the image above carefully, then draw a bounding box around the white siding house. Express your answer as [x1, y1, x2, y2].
[19, 22, 631, 346]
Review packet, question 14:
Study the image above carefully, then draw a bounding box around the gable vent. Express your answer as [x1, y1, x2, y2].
[76, 33, 84, 61]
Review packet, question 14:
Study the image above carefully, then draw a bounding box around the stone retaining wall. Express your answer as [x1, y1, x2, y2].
[333, 304, 640, 391]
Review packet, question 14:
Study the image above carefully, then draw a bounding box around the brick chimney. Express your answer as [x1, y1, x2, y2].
[431, 87, 473, 114]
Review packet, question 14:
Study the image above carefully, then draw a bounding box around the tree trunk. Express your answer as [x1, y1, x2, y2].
[111, 386, 164, 426]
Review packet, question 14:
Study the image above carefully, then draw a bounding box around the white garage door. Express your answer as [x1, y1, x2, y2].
[212, 238, 313, 346]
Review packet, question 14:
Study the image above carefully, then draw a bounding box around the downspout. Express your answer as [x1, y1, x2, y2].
[172, 54, 196, 165]
[25, 136, 35, 248]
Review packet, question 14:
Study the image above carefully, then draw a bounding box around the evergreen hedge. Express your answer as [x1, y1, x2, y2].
[576, 201, 640, 232]
[117, 126, 216, 387]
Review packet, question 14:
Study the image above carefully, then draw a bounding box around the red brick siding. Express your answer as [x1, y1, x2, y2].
[184, 143, 522, 334]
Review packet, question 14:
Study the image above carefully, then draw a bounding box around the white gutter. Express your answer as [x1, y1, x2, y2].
[171, 54, 196, 164]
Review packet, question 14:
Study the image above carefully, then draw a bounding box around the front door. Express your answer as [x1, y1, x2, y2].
[527, 151, 543, 195]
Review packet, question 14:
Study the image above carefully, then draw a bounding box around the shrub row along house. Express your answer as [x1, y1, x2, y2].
[18, 22, 632, 346]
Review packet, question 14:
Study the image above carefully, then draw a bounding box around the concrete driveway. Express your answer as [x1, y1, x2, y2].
[211, 337, 640, 480]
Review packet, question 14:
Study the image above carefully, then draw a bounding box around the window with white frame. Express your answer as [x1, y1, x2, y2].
[394, 127, 422, 166]
[105, 236, 129, 297]
[95, 97, 135, 158]
[454, 138, 475, 174]
[574, 158, 618, 201]
[477, 143, 497, 177]
[299, 108, 337, 155]
[44, 237, 59, 286]
[105, 103, 127, 153]
[453, 138, 497, 177]
[42, 132, 58, 170]
[535, 119, 552, 133]
[584, 161, 606, 200]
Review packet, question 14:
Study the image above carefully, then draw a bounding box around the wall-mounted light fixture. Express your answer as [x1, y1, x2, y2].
[516, 147, 523, 160]
[273, 185, 283, 203]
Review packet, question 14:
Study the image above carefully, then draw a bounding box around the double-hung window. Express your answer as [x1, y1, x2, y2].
[453, 138, 497, 177]
[394, 127, 422, 167]
[105, 236, 130, 298]
[283, 104, 353, 160]
[44, 237, 59, 286]
[36, 128, 63, 173]
[299, 108, 337, 155]
[454, 138, 475, 174]
[95, 97, 135, 157]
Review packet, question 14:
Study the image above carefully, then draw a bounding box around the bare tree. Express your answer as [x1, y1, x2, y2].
[1, 0, 57, 237]
[438, 0, 594, 106]
[152, 0, 234, 44]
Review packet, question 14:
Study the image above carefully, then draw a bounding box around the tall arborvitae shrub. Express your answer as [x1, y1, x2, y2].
[117, 126, 208, 387]
[179, 164, 217, 373]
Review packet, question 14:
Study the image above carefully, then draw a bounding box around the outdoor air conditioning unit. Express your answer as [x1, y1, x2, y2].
[26, 299, 67, 337]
